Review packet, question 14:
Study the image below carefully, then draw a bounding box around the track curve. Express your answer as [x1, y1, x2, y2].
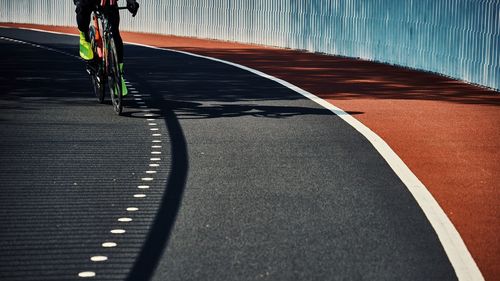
[0, 27, 482, 281]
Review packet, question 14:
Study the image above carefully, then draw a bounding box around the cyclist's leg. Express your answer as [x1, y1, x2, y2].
[108, 6, 128, 95]
[75, 0, 94, 60]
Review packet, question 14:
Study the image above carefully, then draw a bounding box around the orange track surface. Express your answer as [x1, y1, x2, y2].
[2, 24, 499, 280]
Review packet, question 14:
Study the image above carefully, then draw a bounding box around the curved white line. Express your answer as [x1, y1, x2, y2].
[1, 26, 484, 281]
[128, 42, 484, 281]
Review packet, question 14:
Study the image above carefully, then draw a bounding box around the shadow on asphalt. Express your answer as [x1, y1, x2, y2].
[125, 94, 189, 281]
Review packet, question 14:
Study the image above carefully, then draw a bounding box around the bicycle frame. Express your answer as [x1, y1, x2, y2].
[91, 7, 111, 75]
[88, 5, 127, 114]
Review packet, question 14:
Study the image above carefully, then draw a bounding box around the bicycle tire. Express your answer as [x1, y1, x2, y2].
[89, 24, 105, 103]
[107, 37, 123, 115]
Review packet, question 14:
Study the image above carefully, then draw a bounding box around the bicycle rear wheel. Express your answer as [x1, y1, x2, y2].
[107, 37, 122, 115]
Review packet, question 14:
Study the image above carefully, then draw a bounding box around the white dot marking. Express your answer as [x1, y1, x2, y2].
[90, 256, 108, 262]
[78, 271, 96, 278]
[102, 242, 117, 248]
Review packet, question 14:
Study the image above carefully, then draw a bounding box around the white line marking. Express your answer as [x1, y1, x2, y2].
[134, 194, 146, 198]
[110, 229, 126, 234]
[152, 140, 162, 143]
[90, 256, 108, 262]
[152, 145, 162, 148]
[138, 185, 150, 189]
[142, 177, 154, 181]
[148, 123, 157, 126]
[146, 170, 157, 174]
[102, 242, 117, 248]
[150, 158, 161, 161]
[152, 133, 162, 137]
[118, 218, 132, 222]
[151, 151, 161, 155]
[78, 271, 96, 278]
[5, 27, 481, 281]
[149, 164, 160, 167]
[127, 207, 139, 212]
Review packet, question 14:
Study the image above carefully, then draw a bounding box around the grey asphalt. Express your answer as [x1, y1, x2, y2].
[0, 28, 457, 281]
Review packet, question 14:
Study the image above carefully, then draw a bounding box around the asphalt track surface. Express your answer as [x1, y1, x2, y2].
[0, 28, 459, 280]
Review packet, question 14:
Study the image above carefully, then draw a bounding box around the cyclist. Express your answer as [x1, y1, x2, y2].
[74, 0, 139, 95]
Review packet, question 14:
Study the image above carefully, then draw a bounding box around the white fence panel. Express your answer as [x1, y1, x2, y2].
[1, 0, 498, 91]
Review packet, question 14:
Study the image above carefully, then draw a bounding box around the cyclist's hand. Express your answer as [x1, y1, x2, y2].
[127, 1, 139, 17]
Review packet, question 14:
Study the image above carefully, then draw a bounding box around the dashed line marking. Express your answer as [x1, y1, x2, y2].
[72, 80, 163, 279]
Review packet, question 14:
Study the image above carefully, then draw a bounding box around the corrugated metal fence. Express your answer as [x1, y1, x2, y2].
[1, 0, 499, 91]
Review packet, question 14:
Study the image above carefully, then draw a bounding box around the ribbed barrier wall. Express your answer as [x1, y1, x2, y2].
[1, 0, 499, 91]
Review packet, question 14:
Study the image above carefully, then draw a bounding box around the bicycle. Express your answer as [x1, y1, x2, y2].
[86, 5, 128, 115]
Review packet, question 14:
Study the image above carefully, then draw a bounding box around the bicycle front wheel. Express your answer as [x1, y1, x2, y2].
[107, 37, 122, 115]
